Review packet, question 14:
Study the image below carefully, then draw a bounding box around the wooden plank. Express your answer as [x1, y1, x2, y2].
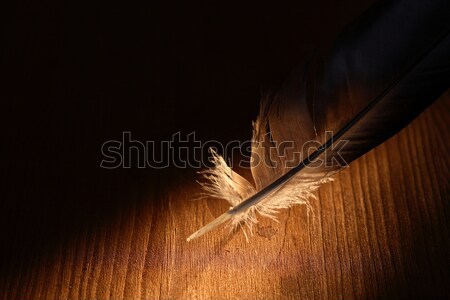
[1, 93, 448, 299]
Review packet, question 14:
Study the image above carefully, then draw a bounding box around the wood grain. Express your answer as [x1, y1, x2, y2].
[1, 92, 448, 299]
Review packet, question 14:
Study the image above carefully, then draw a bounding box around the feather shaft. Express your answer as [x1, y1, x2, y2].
[188, 0, 450, 241]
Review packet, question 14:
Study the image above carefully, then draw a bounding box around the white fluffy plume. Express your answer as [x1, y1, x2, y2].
[198, 107, 333, 235]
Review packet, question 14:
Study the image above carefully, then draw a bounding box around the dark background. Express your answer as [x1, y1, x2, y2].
[1, 0, 376, 140]
[0, 0, 379, 293]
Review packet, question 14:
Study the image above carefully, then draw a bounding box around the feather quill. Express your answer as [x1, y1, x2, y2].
[188, 0, 450, 241]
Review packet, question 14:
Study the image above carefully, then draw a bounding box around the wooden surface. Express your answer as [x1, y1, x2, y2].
[1, 93, 449, 299]
[1, 0, 449, 298]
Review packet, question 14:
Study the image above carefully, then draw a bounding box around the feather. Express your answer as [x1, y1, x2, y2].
[187, 0, 450, 241]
